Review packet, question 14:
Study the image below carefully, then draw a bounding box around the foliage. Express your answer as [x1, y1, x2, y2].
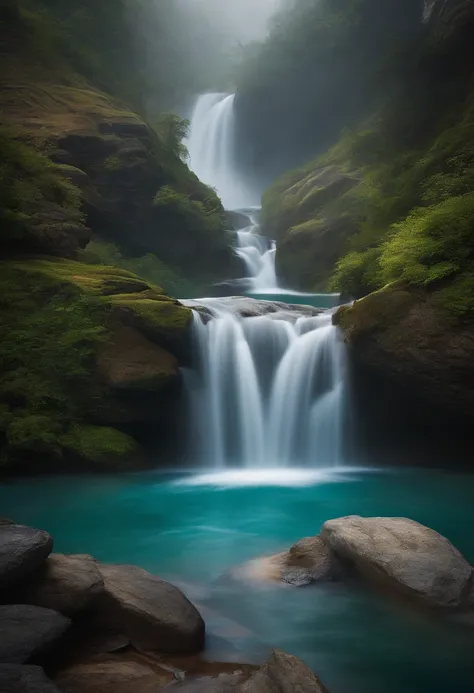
[379, 194, 474, 287]
[0, 125, 83, 248]
[81, 239, 197, 298]
[153, 184, 225, 243]
[328, 249, 381, 298]
[155, 113, 190, 162]
[0, 265, 107, 464]
[60, 425, 138, 464]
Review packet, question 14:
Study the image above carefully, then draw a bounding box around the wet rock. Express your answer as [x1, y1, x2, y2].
[55, 659, 171, 693]
[96, 564, 205, 653]
[0, 605, 71, 664]
[322, 516, 474, 609]
[237, 536, 340, 587]
[18, 554, 104, 617]
[165, 674, 243, 692]
[0, 524, 53, 590]
[242, 649, 329, 693]
[0, 665, 61, 693]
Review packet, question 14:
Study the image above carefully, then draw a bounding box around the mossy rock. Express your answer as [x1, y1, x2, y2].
[60, 425, 141, 470]
[333, 283, 418, 341]
[97, 325, 179, 392]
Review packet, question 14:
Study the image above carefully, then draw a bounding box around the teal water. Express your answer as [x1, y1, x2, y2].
[1, 467, 473, 693]
[246, 292, 341, 309]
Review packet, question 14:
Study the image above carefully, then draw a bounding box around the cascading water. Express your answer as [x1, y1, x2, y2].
[184, 299, 347, 469]
[235, 215, 278, 291]
[185, 92, 347, 472]
[187, 93, 256, 211]
[187, 93, 276, 291]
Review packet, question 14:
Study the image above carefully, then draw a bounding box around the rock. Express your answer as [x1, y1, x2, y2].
[95, 564, 205, 653]
[182, 297, 321, 321]
[285, 535, 341, 582]
[165, 675, 243, 692]
[236, 536, 339, 587]
[55, 659, 171, 693]
[242, 649, 329, 693]
[0, 524, 53, 590]
[225, 211, 252, 231]
[18, 554, 104, 616]
[258, 165, 359, 291]
[321, 516, 474, 609]
[0, 605, 71, 664]
[333, 284, 474, 427]
[0, 665, 61, 693]
[97, 325, 179, 392]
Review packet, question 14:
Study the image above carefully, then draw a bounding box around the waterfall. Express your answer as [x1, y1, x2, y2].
[185, 299, 347, 469]
[187, 93, 256, 210]
[235, 216, 278, 291]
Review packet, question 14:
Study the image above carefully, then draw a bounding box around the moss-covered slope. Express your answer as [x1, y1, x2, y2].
[0, 258, 192, 473]
[0, 0, 237, 291]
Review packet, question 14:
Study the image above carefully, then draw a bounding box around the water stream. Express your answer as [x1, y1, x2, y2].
[184, 300, 347, 469]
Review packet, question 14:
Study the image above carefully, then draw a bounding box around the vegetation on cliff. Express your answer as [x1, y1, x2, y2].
[258, 0, 474, 317]
[0, 259, 191, 472]
[0, 0, 223, 471]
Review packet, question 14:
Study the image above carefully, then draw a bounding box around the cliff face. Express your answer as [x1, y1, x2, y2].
[0, 1, 237, 473]
[0, 2, 238, 289]
[253, 0, 474, 427]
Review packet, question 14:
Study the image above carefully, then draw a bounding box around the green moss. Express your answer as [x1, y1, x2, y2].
[334, 283, 417, 339]
[60, 424, 139, 465]
[80, 239, 198, 298]
[0, 125, 84, 250]
[108, 295, 192, 337]
[435, 274, 474, 318]
[0, 262, 107, 467]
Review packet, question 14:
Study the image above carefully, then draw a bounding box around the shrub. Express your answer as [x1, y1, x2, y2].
[379, 193, 474, 287]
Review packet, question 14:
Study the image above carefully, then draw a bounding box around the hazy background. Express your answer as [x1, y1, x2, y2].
[191, 0, 283, 42]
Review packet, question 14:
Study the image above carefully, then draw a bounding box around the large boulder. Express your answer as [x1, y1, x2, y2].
[333, 284, 474, 427]
[97, 325, 179, 392]
[242, 650, 329, 693]
[95, 564, 205, 653]
[0, 665, 61, 693]
[321, 516, 474, 609]
[55, 659, 172, 693]
[0, 605, 71, 664]
[0, 524, 53, 590]
[18, 554, 104, 617]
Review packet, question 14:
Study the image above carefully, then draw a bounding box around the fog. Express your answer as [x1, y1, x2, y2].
[189, 0, 283, 43]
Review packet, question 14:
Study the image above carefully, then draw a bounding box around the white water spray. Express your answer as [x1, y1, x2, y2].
[187, 93, 256, 210]
[185, 299, 347, 469]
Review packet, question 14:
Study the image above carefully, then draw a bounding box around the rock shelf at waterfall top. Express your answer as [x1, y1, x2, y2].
[182, 296, 324, 320]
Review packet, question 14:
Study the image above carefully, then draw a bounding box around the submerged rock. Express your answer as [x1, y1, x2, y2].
[0, 665, 61, 693]
[183, 297, 321, 321]
[236, 536, 340, 587]
[95, 564, 205, 653]
[55, 659, 171, 693]
[0, 524, 53, 590]
[322, 516, 474, 609]
[18, 554, 104, 617]
[0, 605, 71, 664]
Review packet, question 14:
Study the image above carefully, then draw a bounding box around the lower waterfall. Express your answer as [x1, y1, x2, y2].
[184, 298, 347, 469]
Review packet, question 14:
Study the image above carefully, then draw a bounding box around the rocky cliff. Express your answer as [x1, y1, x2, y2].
[0, 1, 236, 473]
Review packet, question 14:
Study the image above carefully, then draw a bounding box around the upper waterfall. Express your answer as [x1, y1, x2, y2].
[187, 93, 256, 210]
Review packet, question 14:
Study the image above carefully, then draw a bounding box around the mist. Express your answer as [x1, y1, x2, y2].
[189, 0, 283, 43]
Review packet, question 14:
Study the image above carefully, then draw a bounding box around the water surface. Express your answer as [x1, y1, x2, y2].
[1, 467, 473, 693]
